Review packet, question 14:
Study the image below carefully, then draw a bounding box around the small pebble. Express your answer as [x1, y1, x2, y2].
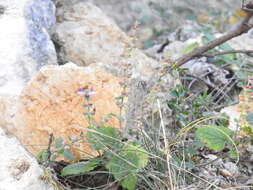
[223, 162, 239, 177]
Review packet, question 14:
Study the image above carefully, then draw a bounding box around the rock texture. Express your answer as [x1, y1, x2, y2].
[93, 0, 239, 29]
[0, 128, 54, 190]
[221, 104, 240, 131]
[0, 0, 57, 95]
[0, 95, 20, 135]
[3, 63, 123, 158]
[228, 33, 253, 50]
[89, 0, 239, 46]
[53, 1, 159, 79]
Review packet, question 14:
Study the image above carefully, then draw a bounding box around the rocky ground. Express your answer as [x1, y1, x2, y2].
[0, 0, 252, 190]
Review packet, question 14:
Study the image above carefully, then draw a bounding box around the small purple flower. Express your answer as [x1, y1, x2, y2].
[88, 88, 96, 96]
[77, 87, 96, 100]
[85, 88, 95, 99]
[77, 88, 85, 95]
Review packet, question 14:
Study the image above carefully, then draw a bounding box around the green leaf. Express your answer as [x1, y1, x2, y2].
[63, 149, 75, 161]
[61, 158, 100, 176]
[36, 149, 49, 164]
[219, 43, 232, 51]
[186, 146, 198, 155]
[246, 112, 253, 125]
[195, 126, 234, 151]
[106, 143, 148, 180]
[177, 86, 186, 97]
[185, 161, 195, 169]
[123, 144, 149, 169]
[57, 148, 64, 154]
[223, 53, 236, 60]
[202, 32, 216, 44]
[181, 42, 199, 55]
[54, 137, 63, 149]
[217, 114, 230, 128]
[193, 139, 204, 149]
[87, 126, 121, 151]
[120, 173, 137, 190]
[170, 90, 179, 98]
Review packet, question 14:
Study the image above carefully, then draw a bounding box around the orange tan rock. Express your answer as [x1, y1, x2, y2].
[14, 63, 123, 158]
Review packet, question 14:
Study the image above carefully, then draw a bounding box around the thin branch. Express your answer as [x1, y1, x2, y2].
[46, 133, 53, 166]
[176, 12, 253, 67]
[163, 10, 253, 70]
[242, 0, 253, 11]
[157, 39, 170, 53]
[186, 73, 231, 101]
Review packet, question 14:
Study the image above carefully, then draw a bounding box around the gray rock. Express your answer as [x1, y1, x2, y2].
[205, 154, 223, 166]
[247, 145, 253, 153]
[53, 1, 160, 79]
[0, 0, 57, 95]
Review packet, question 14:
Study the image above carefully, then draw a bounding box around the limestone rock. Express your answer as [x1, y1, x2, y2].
[0, 95, 21, 136]
[0, 0, 57, 95]
[163, 41, 188, 60]
[0, 128, 54, 190]
[53, 1, 159, 79]
[228, 33, 253, 50]
[11, 63, 122, 158]
[163, 36, 203, 60]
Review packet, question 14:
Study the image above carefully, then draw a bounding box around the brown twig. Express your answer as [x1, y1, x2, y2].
[46, 133, 54, 165]
[242, 0, 253, 11]
[157, 39, 171, 53]
[164, 9, 253, 70]
[186, 73, 231, 101]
